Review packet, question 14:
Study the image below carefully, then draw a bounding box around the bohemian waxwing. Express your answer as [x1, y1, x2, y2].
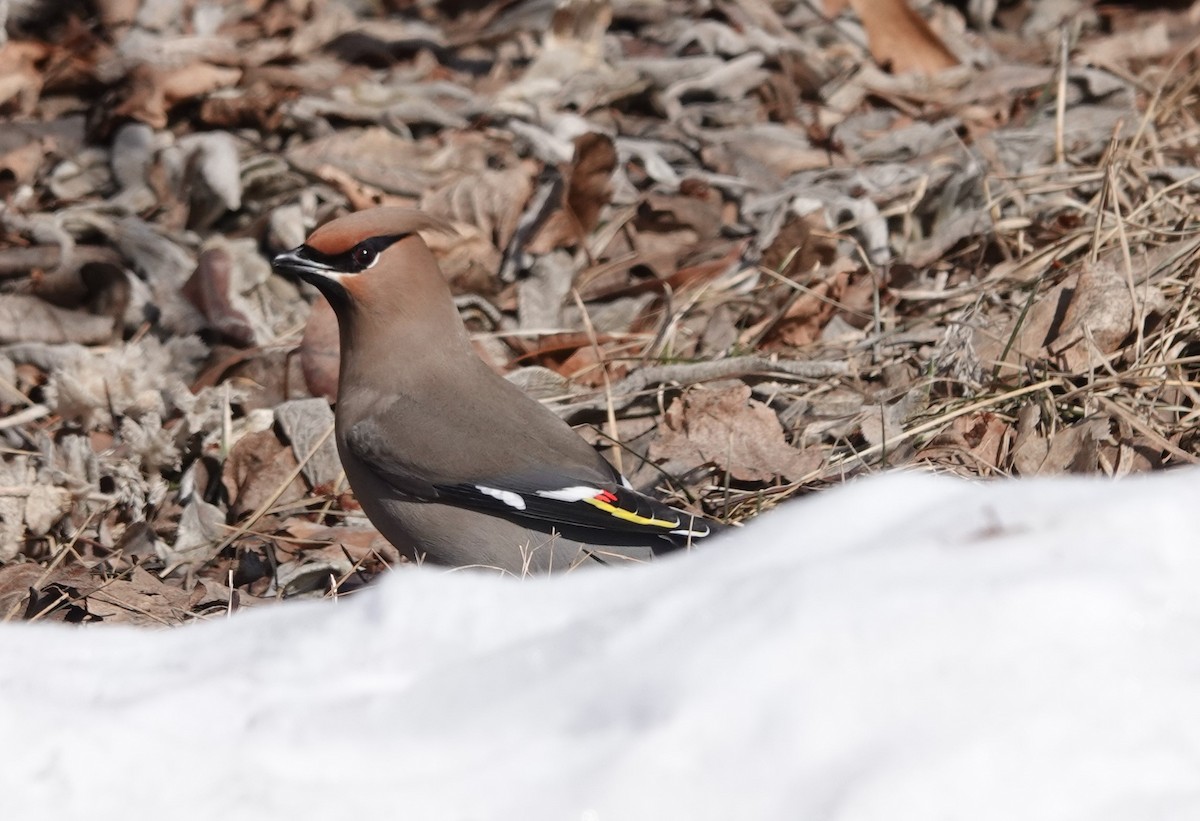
[273, 208, 724, 574]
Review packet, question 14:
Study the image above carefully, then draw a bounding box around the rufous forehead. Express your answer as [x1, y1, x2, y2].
[305, 208, 454, 254]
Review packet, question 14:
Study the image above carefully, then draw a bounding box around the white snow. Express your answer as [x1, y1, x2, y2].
[4, 470, 1200, 820]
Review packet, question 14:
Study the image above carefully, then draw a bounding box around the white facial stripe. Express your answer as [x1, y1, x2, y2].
[476, 485, 527, 511]
[299, 257, 338, 272]
[536, 486, 601, 502]
[293, 255, 352, 283]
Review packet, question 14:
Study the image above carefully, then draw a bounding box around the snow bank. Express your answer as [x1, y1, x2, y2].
[4, 470, 1200, 820]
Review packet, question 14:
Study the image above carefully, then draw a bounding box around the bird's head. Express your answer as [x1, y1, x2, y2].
[272, 208, 454, 317]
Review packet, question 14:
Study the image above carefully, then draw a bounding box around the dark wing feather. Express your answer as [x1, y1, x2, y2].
[434, 474, 722, 549]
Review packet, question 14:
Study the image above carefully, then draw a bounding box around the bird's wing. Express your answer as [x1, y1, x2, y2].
[343, 417, 440, 500]
[431, 472, 719, 546]
[345, 416, 718, 546]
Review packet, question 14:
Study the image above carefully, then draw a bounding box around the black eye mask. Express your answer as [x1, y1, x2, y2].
[302, 233, 409, 273]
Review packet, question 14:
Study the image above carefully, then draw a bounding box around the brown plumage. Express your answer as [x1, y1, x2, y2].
[273, 207, 724, 575]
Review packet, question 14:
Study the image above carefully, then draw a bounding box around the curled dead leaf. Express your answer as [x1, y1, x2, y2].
[0, 40, 49, 114]
[274, 398, 340, 490]
[183, 246, 257, 347]
[112, 61, 242, 129]
[650, 384, 818, 483]
[1047, 259, 1168, 374]
[530, 132, 617, 253]
[1013, 415, 1112, 476]
[222, 429, 308, 519]
[0, 563, 193, 625]
[845, 0, 959, 75]
[421, 166, 534, 249]
[275, 521, 399, 595]
[917, 412, 1010, 474]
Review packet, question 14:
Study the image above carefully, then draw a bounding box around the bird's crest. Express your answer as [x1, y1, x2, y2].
[305, 208, 456, 255]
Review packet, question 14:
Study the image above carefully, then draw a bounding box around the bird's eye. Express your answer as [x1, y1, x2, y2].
[352, 245, 378, 270]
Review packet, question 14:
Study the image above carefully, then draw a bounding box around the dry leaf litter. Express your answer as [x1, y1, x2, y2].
[2, 0, 1199, 624]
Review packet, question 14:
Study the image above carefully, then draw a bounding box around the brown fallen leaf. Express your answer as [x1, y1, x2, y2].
[0, 564, 42, 620]
[310, 162, 399, 212]
[1013, 415, 1112, 476]
[0, 564, 193, 625]
[841, 0, 959, 75]
[649, 384, 817, 482]
[67, 566, 194, 626]
[760, 267, 851, 348]
[1047, 259, 1168, 374]
[278, 520, 400, 583]
[161, 63, 243, 107]
[553, 341, 633, 386]
[0, 244, 122, 281]
[421, 165, 534, 249]
[640, 187, 725, 247]
[530, 132, 618, 253]
[199, 80, 292, 132]
[424, 223, 504, 293]
[275, 398, 340, 489]
[563, 132, 617, 238]
[0, 40, 49, 114]
[513, 330, 624, 371]
[668, 241, 747, 291]
[183, 246, 257, 347]
[917, 412, 1010, 474]
[628, 220, 700, 279]
[286, 127, 443, 197]
[222, 429, 308, 519]
[974, 278, 1071, 377]
[112, 61, 242, 129]
[270, 520, 399, 596]
[760, 212, 835, 279]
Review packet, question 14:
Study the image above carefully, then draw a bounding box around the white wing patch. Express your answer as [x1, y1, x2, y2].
[670, 519, 711, 538]
[535, 486, 601, 502]
[476, 485, 527, 511]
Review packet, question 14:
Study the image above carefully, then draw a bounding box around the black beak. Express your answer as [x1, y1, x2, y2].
[273, 246, 331, 284]
[272, 246, 352, 310]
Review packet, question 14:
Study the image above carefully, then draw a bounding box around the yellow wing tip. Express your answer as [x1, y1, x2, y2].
[583, 497, 679, 529]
